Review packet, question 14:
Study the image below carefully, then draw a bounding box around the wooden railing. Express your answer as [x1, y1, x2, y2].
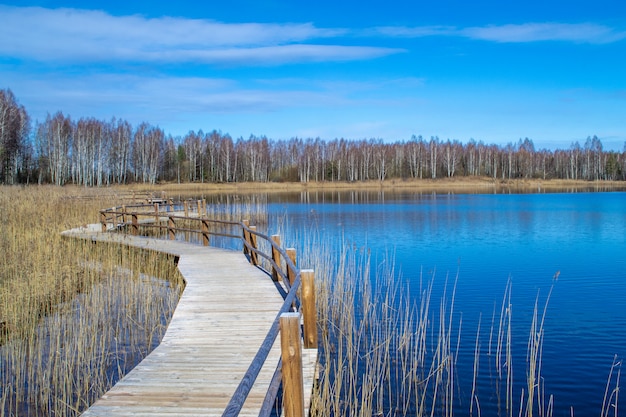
[99, 201, 317, 417]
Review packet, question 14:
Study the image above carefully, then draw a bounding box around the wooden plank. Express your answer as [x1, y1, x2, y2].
[61, 226, 318, 417]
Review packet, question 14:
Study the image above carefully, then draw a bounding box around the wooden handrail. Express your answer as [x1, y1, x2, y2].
[98, 203, 317, 417]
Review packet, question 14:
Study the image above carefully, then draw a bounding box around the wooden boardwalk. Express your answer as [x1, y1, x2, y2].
[63, 226, 318, 417]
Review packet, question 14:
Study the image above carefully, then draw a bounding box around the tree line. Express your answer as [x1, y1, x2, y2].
[2, 88, 625, 186]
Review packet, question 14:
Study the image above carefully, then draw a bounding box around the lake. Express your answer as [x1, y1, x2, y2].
[258, 190, 625, 416]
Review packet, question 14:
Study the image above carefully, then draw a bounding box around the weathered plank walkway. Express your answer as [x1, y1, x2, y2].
[62, 226, 317, 417]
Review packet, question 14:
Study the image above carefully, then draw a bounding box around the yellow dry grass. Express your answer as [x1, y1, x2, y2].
[131, 177, 626, 195]
[0, 186, 184, 416]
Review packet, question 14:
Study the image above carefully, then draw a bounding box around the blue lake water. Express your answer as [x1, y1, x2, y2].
[261, 190, 626, 416]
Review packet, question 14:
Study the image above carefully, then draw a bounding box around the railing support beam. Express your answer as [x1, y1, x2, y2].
[168, 216, 176, 240]
[154, 203, 159, 230]
[242, 220, 251, 255]
[271, 234, 282, 281]
[286, 248, 297, 287]
[202, 219, 210, 246]
[301, 269, 318, 349]
[280, 313, 304, 417]
[131, 214, 138, 236]
[249, 226, 259, 266]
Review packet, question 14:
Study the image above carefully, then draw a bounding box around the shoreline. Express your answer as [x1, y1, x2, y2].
[6, 178, 624, 195]
[150, 177, 626, 194]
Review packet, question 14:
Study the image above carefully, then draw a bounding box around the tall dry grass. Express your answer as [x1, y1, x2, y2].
[0, 186, 184, 416]
[282, 224, 622, 417]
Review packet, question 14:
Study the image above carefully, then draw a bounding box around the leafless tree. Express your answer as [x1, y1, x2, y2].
[109, 118, 132, 184]
[0, 89, 30, 183]
[429, 136, 439, 179]
[4, 88, 626, 185]
[132, 123, 163, 184]
[36, 112, 72, 185]
[443, 139, 460, 177]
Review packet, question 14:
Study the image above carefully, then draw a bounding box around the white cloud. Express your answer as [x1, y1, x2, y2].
[374, 25, 456, 37]
[374, 22, 626, 44]
[149, 44, 404, 65]
[6, 67, 429, 137]
[0, 5, 401, 64]
[5, 70, 356, 125]
[462, 23, 626, 44]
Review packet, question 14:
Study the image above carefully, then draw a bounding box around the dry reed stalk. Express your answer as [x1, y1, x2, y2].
[277, 219, 622, 417]
[523, 285, 553, 417]
[0, 186, 184, 416]
[601, 355, 622, 417]
[470, 314, 482, 417]
[279, 222, 465, 417]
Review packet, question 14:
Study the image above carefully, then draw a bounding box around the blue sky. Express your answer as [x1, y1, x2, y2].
[1, 1, 625, 150]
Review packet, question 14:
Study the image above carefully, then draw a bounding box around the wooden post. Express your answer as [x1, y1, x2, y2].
[184, 200, 189, 217]
[286, 248, 297, 288]
[168, 216, 176, 240]
[271, 234, 282, 282]
[202, 199, 207, 214]
[112, 209, 118, 229]
[242, 220, 251, 255]
[131, 214, 138, 236]
[154, 203, 160, 234]
[249, 226, 258, 266]
[280, 313, 304, 417]
[201, 219, 210, 246]
[100, 211, 107, 232]
[121, 205, 127, 224]
[301, 269, 318, 349]
[196, 199, 202, 215]
[169, 199, 174, 212]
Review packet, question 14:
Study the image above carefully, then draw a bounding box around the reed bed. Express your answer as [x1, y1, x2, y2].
[0, 186, 184, 416]
[281, 223, 622, 417]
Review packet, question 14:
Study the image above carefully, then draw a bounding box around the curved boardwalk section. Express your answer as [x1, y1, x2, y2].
[63, 228, 316, 417]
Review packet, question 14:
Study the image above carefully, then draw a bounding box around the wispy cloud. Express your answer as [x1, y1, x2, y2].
[151, 44, 404, 65]
[462, 23, 626, 44]
[6, 70, 371, 125]
[374, 25, 456, 38]
[7, 67, 427, 131]
[375, 22, 626, 44]
[0, 5, 402, 65]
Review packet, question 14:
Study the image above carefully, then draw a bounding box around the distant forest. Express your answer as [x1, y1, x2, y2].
[2, 88, 625, 186]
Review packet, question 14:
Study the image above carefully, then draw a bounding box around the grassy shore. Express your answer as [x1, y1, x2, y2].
[110, 177, 626, 196]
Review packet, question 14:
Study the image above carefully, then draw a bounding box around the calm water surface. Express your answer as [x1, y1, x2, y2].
[263, 190, 625, 416]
